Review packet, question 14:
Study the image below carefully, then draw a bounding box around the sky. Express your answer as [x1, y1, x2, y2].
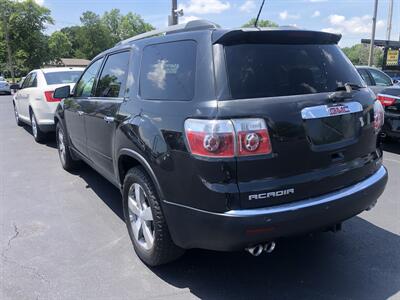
[36, 0, 399, 47]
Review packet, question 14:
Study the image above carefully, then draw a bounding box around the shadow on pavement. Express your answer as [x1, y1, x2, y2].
[73, 164, 400, 299]
[22, 125, 57, 149]
[75, 164, 124, 220]
[383, 140, 400, 155]
[153, 218, 400, 299]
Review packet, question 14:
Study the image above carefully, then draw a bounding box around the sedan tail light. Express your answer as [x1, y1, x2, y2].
[373, 100, 384, 133]
[184, 118, 272, 158]
[44, 91, 61, 102]
[377, 94, 397, 107]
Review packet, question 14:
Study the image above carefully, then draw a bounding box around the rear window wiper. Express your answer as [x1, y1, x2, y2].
[329, 83, 364, 101]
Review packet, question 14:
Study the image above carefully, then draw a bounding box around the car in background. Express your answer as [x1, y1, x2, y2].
[12, 67, 83, 142]
[0, 76, 11, 95]
[384, 70, 400, 84]
[356, 66, 399, 94]
[377, 88, 400, 141]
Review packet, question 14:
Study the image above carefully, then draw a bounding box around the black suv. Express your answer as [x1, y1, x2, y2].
[54, 20, 388, 266]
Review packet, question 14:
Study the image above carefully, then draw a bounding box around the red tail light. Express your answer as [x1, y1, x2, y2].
[377, 94, 396, 107]
[184, 119, 235, 157]
[233, 119, 272, 156]
[44, 91, 61, 102]
[184, 118, 272, 158]
[373, 100, 384, 133]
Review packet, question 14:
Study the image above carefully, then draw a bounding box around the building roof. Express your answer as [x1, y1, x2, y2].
[60, 58, 90, 67]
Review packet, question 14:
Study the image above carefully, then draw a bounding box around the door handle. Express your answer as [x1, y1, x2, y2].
[104, 116, 115, 123]
[77, 110, 85, 116]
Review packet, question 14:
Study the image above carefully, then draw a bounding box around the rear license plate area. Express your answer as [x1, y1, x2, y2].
[301, 102, 363, 147]
[305, 113, 362, 145]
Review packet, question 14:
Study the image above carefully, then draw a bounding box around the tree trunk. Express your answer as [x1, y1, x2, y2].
[2, 10, 15, 82]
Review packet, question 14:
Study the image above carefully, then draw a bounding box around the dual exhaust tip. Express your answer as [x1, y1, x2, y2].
[246, 241, 276, 256]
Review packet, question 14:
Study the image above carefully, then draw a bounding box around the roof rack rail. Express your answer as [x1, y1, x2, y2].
[116, 20, 220, 46]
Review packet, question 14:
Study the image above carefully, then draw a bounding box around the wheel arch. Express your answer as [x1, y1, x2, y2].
[117, 148, 165, 200]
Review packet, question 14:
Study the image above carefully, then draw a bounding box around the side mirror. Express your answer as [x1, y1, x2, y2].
[393, 79, 399, 85]
[10, 84, 20, 90]
[53, 85, 71, 99]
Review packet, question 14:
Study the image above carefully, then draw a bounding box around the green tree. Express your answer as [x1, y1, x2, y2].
[342, 43, 383, 67]
[242, 18, 278, 28]
[102, 9, 154, 44]
[76, 11, 113, 60]
[0, 0, 53, 75]
[49, 31, 72, 61]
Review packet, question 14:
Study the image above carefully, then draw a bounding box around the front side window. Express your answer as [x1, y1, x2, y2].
[140, 40, 196, 101]
[27, 73, 37, 88]
[75, 58, 104, 97]
[21, 74, 31, 89]
[369, 69, 392, 86]
[224, 44, 364, 99]
[95, 51, 130, 98]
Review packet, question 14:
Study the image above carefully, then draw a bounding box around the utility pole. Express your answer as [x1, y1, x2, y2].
[386, 0, 393, 41]
[368, 0, 378, 66]
[169, 0, 178, 26]
[1, 5, 15, 82]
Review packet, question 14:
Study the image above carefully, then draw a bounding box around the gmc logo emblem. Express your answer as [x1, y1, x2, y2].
[249, 188, 295, 200]
[328, 105, 350, 116]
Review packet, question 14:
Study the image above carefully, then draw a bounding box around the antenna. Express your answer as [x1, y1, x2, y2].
[254, 0, 266, 27]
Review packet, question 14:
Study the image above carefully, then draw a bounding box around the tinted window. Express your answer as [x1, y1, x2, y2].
[225, 44, 364, 99]
[369, 69, 392, 86]
[27, 73, 37, 88]
[140, 41, 196, 101]
[358, 69, 373, 86]
[95, 51, 130, 98]
[44, 71, 82, 85]
[21, 74, 31, 89]
[75, 59, 103, 97]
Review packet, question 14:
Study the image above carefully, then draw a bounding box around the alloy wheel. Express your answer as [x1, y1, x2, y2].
[31, 115, 37, 138]
[58, 129, 66, 165]
[128, 183, 155, 250]
[14, 106, 19, 123]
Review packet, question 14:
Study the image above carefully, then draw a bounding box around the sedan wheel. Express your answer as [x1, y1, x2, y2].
[30, 112, 46, 142]
[128, 183, 155, 250]
[58, 129, 66, 165]
[31, 114, 38, 138]
[14, 105, 22, 126]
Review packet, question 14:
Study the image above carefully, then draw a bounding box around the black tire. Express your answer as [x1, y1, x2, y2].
[123, 167, 184, 266]
[30, 111, 46, 142]
[56, 122, 80, 171]
[13, 103, 23, 127]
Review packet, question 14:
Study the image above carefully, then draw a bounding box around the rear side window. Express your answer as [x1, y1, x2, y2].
[140, 41, 196, 101]
[224, 44, 364, 99]
[95, 51, 130, 98]
[75, 58, 103, 97]
[44, 71, 82, 85]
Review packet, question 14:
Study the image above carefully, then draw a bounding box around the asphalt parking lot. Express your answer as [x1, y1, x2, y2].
[0, 94, 399, 300]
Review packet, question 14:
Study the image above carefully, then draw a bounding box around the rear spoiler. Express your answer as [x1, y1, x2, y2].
[212, 28, 342, 45]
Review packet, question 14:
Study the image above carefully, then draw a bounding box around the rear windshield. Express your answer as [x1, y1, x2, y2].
[44, 71, 82, 85]
[224, 44, 364, 99]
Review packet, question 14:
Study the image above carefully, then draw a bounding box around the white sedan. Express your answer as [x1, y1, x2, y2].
[0, 76, 11, 95]
[12, 67, 83, 142]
